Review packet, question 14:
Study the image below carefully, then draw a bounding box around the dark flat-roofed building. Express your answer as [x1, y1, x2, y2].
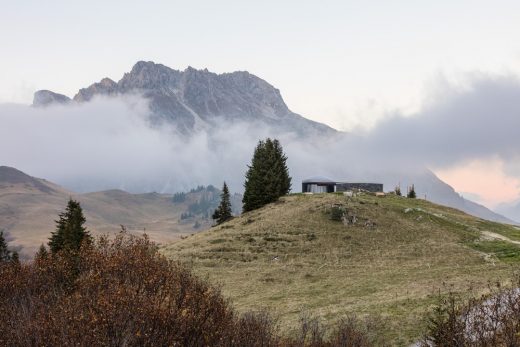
[302, 177, 383, 193]
[335, 182, 383, 193]
[302, 176, 336, 193]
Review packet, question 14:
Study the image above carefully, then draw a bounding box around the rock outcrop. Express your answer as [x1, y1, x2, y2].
[34, 61, 336, 136]
[32, 90, 71, 107]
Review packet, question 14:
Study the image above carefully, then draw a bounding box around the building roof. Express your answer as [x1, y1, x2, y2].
[302, 176, 335, 184]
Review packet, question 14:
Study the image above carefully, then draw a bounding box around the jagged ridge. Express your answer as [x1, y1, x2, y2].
[34, 61, 336, 135]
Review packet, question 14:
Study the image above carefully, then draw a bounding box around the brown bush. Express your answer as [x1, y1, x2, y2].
[0, 231, 377, 346]
[422, 278, 520, 346]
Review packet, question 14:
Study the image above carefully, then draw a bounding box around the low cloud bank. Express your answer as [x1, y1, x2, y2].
[1, 73, 520, 202]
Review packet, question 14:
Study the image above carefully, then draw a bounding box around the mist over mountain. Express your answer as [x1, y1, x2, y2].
[34, 61, 335, 136]
[0, 61, 515, 224]
[0, 165, 244, 257]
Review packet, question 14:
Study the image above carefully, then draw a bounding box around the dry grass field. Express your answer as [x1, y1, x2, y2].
[162, 193, 520, 345]
[0, 166, 219, 257]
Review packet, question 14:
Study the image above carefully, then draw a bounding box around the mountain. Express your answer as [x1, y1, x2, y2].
[34, 61, 336, 136]
[378, 169, 517, 225]
[496, 200, 520, 223]
[30, 61, 515, 225]
[0, 166, 240, 257]
[162, 192, 520, 345]
[32, 90, 71, 106]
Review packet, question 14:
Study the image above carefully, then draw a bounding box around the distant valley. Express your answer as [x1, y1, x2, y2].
[20, 61, 518, 226]
[0, 166, 240, 257]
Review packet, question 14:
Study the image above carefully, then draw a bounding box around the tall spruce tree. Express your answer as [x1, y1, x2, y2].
[212, 182, 233, 225]
[271, 139, 291, 196]
[0, 230, 11, 262]
[48, 199, 91, 254]
[243, 138, 292, 212]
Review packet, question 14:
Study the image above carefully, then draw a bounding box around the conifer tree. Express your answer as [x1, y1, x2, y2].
[10, 251, 19, 265]
[271, 139, 292, 197]
[0, 230, 11, 262]
[243, 138, 292, 212]
[212, 182, 233, 225]
[35, 243, 49, 260]
[407, 184, 417, 199]
[48, 199, 91, 254]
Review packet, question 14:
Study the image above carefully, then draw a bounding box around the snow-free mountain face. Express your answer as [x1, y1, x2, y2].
[29, 61, 516, 225]
[33, 90, 71, 106]
[496, 201, 520, 224]
[34, 61, 336, 136]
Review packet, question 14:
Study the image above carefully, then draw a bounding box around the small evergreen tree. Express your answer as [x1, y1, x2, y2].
[35, 243, 49, 260]
[0, 230, 11, 262]
[407, 184, 417, 199]
[212, 182, 233, 225]
[243, 138, 292, 212]
[49, 199, 91, 254]
[10, 251, 19, 265]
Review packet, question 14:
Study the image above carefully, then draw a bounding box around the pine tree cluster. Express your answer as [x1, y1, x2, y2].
[48, 199, 92, 254]
[242, 138, 291, 212]
[212, 182, 233, 225]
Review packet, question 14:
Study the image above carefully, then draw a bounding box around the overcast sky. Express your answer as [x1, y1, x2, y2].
[2, 1, 520, 209]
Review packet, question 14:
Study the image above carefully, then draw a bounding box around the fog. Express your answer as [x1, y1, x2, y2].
[1, 73, 520, 202]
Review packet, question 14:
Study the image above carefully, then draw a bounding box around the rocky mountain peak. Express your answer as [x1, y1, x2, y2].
[33, 61, 336, 135]
[32, 90, 71, 107]
[119, 61, 180, 91]
[73, 77, 118, 102]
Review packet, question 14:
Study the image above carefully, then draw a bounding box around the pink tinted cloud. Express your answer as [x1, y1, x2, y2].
[435, 158, 520, 208]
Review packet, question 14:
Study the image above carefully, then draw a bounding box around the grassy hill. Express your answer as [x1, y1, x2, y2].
[0, 166, 240, 257]
[162, 193, 520, 345]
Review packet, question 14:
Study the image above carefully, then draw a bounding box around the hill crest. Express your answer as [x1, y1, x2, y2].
[162, 192, 520, 345]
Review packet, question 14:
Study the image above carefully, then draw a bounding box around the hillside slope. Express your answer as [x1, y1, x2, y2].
[28, 61, 514, 225]
[162, 193, 520, 345]
[0, 167, 236, 257]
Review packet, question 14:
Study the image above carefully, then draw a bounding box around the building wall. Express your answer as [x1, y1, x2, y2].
[335, 183, 383, 193]
[302, 183, 335, 193]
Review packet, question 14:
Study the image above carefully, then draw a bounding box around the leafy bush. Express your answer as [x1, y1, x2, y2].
[330, 205, 345, 221]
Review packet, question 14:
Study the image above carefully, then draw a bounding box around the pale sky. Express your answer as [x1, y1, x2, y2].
[2, 0, 520, 208]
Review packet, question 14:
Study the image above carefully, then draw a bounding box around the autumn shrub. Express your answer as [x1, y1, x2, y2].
[0, 231, 377, 346]
[421, 278, 520, 346]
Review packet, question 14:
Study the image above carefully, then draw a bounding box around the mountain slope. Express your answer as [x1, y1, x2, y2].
[34, 61, 336, 136]
[162, 193, 520, 345]
[496, 200, 520, 223]
[0, 167, 235, 257]
[30, 61, 514, 225]
[377, 169, 517, 224]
